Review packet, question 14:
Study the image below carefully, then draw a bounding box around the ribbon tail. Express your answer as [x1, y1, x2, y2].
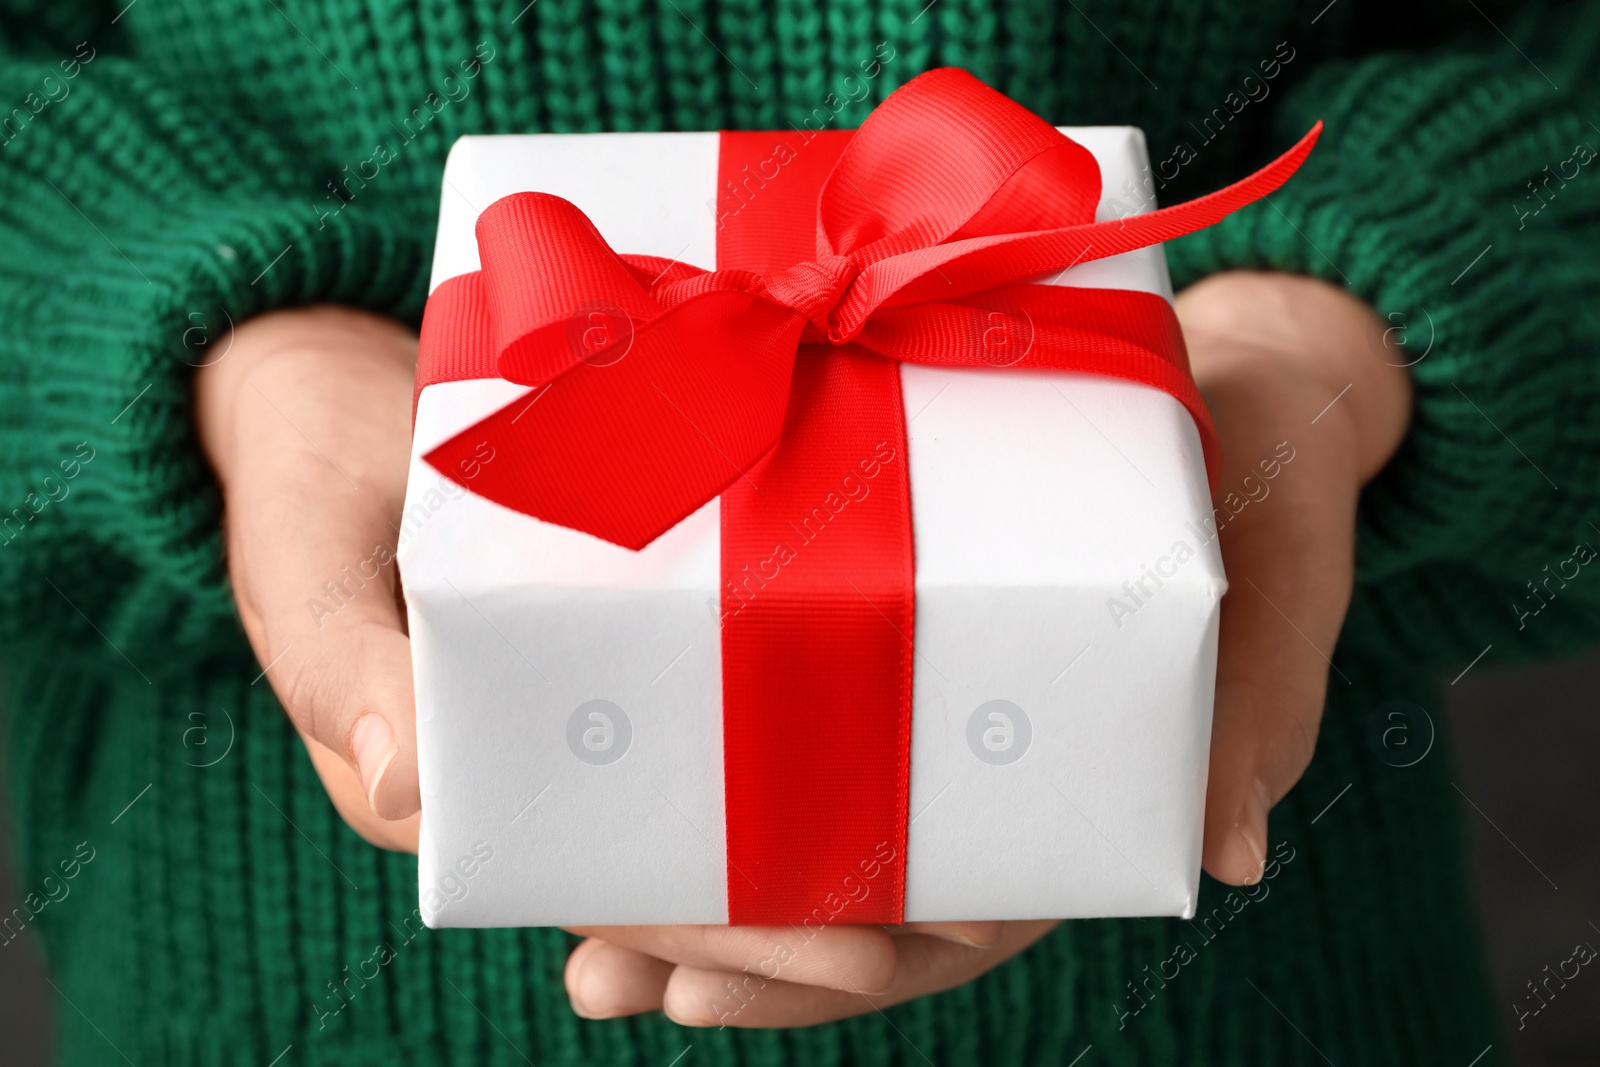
[839, 123, 1324, 324]
[1034, 121, 1323, 264]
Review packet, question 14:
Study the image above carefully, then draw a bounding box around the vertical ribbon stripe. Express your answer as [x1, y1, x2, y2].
[718, 131, 914, 925]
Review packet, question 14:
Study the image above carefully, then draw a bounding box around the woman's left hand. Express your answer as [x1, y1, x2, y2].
[564, 270, 1412, 1028]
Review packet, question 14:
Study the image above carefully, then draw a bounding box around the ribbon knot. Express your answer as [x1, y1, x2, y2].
[417, 67, 1321, 551]
[764, 253, 863, 343]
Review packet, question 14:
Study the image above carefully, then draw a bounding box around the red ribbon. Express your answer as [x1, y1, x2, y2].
[416, 68, 1318, 925]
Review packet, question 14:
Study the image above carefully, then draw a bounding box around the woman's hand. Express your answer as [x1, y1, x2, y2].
[196, 305, 422, 852]
[1178, 271, 1411, 885]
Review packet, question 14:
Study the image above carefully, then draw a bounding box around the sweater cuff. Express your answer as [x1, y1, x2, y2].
[0, 59, 428, 648]
[96, 201, 428, 608]
[1165, 44, 1600, 620]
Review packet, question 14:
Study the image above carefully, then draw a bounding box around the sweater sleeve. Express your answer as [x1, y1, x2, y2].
[1165, 2, 1600, 668]
[0, 14, 429, 659]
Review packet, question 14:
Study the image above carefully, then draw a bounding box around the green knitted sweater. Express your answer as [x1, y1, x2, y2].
[3, 0, 1599, 1064]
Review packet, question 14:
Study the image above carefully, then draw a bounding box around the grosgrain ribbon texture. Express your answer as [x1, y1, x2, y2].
[414, 66, 1319, 925]
[418, 67, 1321, 550]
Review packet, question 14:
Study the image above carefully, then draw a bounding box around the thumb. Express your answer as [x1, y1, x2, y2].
[208, 328, 422, 820]
[285, 619, 420, 820]
[231, 490, 422, 820]
[1201, 473, 1356, 886]
[232, 502, 422, 819]
[226, 472, 422, 817]
[1178, 273, 1411, 888]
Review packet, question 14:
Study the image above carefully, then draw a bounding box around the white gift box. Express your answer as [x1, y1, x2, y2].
[402, 127, 1224, 927]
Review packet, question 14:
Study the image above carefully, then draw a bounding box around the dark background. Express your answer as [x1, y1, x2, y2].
[2, 650, 1597, 1065]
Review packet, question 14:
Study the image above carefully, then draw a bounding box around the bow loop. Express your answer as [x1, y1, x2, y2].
[478, 192, 661, 387]
[816, 69, 1102, 260]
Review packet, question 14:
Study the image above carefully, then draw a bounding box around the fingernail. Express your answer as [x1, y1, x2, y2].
[934, 932, 999, 949]
[1236, 777, 1271, 885]
[663, 1004, 722, 1028]
[569, 976, 631, 1021]
[568, 981, 605, 1020]
[569, 990, 604, 1020]
[351, 714, 397, 813]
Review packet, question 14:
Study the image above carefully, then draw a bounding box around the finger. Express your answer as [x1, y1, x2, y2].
[890, 921, 1002, 948]
[563, 923, 898, 994]
[221, 338, 421, 818]
[665, 964, 865, 1028]
[1199, 418, 1356, 886]
[564, 938, 672, 1019]
[663, 921, 1056, 1028]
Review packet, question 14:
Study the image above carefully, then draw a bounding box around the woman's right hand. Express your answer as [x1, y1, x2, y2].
[196, 305, 423, 852]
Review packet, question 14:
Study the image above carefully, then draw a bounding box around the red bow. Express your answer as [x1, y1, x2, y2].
[419, 68, 1320, 551]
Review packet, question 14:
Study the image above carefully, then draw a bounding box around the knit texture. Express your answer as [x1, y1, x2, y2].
[2, 1, 1599, 1064]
